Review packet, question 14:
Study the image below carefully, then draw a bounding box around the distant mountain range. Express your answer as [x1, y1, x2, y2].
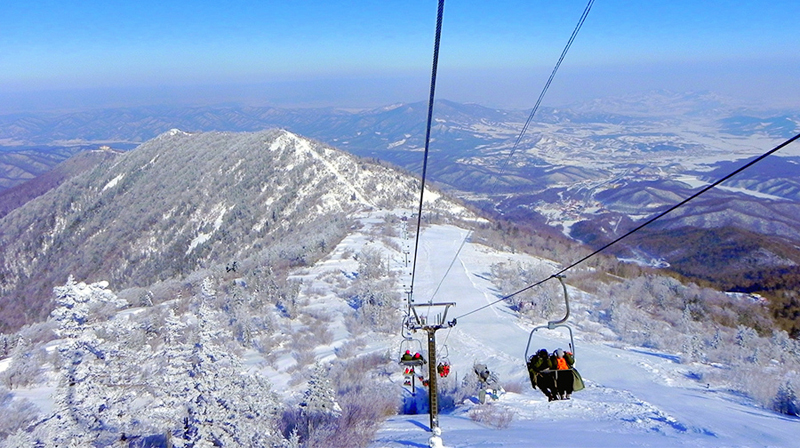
[0, 145, 92, 190]
[0, 148, 120, 220]
[1, 92, 799, 309]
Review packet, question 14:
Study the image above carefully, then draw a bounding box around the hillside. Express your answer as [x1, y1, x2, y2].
[1, 210, 797, 447]
[0, 129, 795, 447]
[0, 146, 89, 190]
[3, 96, 800, 336]
[0, 129, 467, 332]
[0, 148, 120, 220]
[370, 224, 800, 447]
[3, 95, 798, 237]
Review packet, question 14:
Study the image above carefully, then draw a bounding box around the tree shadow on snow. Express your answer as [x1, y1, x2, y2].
[472, 272, 494, 283]
[628, 348, 681, 363]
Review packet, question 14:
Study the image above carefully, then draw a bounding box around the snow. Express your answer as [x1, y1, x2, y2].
[420, 189, 472, 217]
[140, 154, 159, 170]
[388, 139, 407, 149]
[674, 174, 788, 201]
[4, 210, 797, 446]
[101, 173, 125, 191]
[362, 221, 799, 448]
[248, 209, 797, 446]
[165, 129, 188, 137]
[282, 130, 374, 208]
[186, 202, 230, 254]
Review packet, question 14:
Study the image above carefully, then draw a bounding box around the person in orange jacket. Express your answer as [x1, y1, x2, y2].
[551, 348, 584, 399]
[552, 348, 570, 370]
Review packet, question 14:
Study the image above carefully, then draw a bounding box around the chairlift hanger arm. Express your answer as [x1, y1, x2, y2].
[548, 275, 569, 328]
[525, 324, 575, 361]
[524, 276, 575, 361]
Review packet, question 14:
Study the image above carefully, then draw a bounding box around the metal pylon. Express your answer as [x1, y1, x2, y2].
[405, 302, 456, 431]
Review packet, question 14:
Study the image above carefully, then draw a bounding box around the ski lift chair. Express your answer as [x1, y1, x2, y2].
[399, 337, 426, 367]
[436, 344, 451, 378]
[523, 275, 583, 399]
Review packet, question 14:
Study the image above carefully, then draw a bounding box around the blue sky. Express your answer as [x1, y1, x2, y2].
[1, 1, 798, 112]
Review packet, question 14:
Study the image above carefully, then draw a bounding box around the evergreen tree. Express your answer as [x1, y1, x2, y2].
[33, 278, 132, 446]
[300, 363, 341, 418]
[152, 304, 282, 447]
[773, 380, 799, 416]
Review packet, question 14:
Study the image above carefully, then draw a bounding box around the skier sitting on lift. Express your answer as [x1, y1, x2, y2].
[474, 363, 502, 403]
[437, 362, 450, 378]
[527, 349, 558, 401]
[550, 348, 584, 400]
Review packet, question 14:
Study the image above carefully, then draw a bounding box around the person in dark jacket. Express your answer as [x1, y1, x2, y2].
[527, 349, 558, 401]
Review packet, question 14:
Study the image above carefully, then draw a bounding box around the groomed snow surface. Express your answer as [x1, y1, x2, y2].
[338, 217, 798, 448]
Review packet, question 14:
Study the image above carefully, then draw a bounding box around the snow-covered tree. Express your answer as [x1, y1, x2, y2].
[0, 388, 38, 442]
[152, 304, 282, 447]
[300, 363, 342, 418]
[356, 247, 386, 281]
[31, 278, 132, 446]
[773, 380, 799, 416]
[490, 261, 560, 318]
[285, 363, 344, 446]
[2, 429, 34, 448]
[51, 277, 127, 339]
[29, 280, 283, 446]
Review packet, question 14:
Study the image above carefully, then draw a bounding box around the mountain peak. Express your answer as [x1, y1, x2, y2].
[157, 128, 191, 139]
[0, 129, 466, 331]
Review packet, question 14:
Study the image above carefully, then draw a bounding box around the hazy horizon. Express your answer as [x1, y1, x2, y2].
[2, 1, 799, 114]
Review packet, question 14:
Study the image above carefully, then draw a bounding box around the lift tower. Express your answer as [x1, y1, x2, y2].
[405, 302, 456, 431]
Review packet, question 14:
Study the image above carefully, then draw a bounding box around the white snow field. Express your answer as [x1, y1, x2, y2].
[348, 220, 799, 448]
[2, 210, 797, 446]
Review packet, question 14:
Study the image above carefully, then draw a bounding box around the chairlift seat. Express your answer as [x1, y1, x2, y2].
[400, 358, 426, 367]
[399, 337, 426, 366]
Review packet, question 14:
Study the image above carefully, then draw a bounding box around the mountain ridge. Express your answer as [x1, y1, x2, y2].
[3, 95, 800, 315]
[0, 129, 466, 332]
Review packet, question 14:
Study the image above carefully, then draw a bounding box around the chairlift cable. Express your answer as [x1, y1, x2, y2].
[441, 325, 454, 348]
[453, 132, 800, 321]
[409, 0, 446, 307]
[423, 0, 596, 303]
[429, 229, 470, 302]
[503, 0, 595, 174]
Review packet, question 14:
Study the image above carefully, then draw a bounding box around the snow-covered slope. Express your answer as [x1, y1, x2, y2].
[0, 129, 468, 332]
[1, 206, 797, 447]
[356, 223, 799, 448]
[0, 122, 797, 446]
[269, 215, 799, 447]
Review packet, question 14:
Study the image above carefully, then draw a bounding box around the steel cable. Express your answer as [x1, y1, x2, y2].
[409, 0, 446, 306]
[425, 0, 596, 303]
[454, 132, 800, 320]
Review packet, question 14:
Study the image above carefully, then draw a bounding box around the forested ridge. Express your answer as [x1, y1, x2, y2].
[0, 129, 450, 332]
